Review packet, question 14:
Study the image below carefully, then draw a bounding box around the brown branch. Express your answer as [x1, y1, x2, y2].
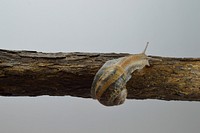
[0, 49, 200, 101]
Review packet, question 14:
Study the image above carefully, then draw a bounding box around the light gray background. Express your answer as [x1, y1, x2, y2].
[0, 0, 200, 133]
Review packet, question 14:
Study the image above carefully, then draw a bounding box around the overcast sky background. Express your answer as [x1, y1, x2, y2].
[0, 0, 200, 133]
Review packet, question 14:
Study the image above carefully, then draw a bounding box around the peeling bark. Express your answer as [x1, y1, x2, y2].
[0, 49, 200, 101]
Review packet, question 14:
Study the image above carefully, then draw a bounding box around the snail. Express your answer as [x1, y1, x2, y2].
[91, 42, 161, 106]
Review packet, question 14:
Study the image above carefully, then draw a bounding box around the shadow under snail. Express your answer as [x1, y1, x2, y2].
[91, 42, 161, 106]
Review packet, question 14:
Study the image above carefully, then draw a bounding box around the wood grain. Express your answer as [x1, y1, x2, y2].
[0, 49, 200, 101]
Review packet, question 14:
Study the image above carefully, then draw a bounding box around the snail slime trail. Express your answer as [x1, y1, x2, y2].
[91, 42, 161, 106]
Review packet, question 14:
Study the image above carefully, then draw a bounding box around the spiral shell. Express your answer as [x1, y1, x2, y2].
[91, 64, 128, 106]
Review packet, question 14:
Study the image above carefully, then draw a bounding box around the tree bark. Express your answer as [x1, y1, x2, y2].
[0, 49, 200, 101]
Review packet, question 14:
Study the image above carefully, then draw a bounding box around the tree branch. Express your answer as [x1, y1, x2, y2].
[0, 49, 200, 101]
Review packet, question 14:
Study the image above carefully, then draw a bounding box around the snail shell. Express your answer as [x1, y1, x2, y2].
[91, 42, 160, 106]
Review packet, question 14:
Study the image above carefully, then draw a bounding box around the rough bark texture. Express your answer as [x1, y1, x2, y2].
[0, 49, 200, 101]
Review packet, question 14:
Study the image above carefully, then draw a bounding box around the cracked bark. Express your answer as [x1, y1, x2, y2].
[0, 49, 200, 101]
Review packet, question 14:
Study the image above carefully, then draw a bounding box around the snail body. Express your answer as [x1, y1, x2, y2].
[91, 42, 160, 106]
